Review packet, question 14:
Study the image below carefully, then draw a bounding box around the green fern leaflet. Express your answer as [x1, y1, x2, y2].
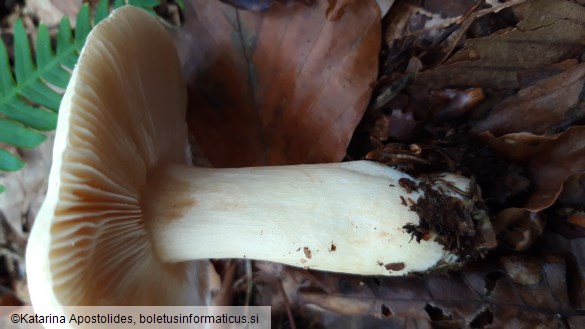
[0, 0, 162, 192]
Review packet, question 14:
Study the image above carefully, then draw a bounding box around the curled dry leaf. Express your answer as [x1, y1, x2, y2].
[180, 0, 381, 166]
[482, 126, 585, 211]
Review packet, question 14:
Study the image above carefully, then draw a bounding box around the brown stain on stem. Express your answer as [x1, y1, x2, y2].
[384, 262, 405, 271]
[142, 165, 197, 223]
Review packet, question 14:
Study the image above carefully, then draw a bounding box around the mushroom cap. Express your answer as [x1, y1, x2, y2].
[26, 6, 209, 307]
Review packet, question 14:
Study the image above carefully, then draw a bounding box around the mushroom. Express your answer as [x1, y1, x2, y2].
[26, 6, 495, 308]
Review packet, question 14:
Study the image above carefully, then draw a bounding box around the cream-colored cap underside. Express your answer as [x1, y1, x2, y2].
[26, 6, 208, 307]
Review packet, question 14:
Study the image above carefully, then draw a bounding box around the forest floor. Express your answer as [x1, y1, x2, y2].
[1, 0, 585, 328]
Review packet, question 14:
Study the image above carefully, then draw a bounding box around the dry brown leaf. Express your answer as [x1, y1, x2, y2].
[180, 0, 380, 166]
[472, 60, 585, 136]
[411, 0, 585, 92]
[482, 126, 585, 211]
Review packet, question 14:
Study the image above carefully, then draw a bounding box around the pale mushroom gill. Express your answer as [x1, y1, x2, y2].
[45, 7, 208, 305]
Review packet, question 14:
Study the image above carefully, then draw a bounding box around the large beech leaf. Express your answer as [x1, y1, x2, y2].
[180, 0, 380, 166]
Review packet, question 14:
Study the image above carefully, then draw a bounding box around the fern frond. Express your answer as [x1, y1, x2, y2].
[176, 0, 185, 10]
[128, 0, 162, 14]
[0, 0, 162, 192]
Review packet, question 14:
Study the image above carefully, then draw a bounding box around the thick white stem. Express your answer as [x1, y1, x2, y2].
[143, 160, 483, 276]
